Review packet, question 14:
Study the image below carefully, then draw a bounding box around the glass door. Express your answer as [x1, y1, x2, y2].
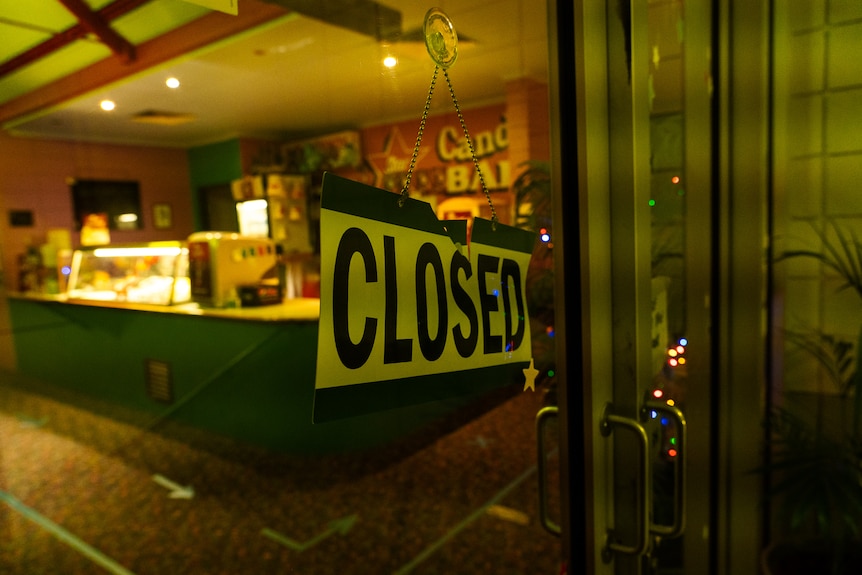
[0, 1, 735, 574]
[550, 1, 715, 573]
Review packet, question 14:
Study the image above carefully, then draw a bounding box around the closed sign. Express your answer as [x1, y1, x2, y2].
[314, 173, 535, 422]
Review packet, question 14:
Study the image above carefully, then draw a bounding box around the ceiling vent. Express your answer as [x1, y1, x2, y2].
[132, 110, 196, 126]
[262, 0, 402, 41]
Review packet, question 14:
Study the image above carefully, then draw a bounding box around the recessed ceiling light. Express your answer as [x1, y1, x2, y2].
[383, 56, 397, 68]
[100, 100, 116, 111]
[166, 77, 180, 89]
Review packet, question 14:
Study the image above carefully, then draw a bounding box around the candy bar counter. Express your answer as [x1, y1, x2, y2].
[5, 293, 504, 455]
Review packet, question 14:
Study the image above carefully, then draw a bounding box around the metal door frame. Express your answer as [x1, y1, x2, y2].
[547, 0, 772, 573]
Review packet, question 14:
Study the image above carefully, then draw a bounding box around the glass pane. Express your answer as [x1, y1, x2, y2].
[767, 1, 862, 570]
[0, 1, 561, 573]
[642, 0, 712, 572]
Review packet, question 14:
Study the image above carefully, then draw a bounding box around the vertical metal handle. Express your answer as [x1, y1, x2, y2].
[600, 403, 651, 558]
[536, 406, 561, 536]
[642, 400, 687, 538]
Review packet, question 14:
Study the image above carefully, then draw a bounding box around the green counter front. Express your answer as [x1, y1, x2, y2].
[5, 295, 511, 455]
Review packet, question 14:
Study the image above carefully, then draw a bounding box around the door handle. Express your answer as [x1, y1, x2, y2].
[536, 406, 561, 536]
[600, 403, 651, 559]
[642, 399, 687, 538]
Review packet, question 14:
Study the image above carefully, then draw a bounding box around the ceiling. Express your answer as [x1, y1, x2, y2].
[0, 0, 549, 148]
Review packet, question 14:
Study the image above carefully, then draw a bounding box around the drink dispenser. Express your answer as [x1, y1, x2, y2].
[187, 232, 279, 308]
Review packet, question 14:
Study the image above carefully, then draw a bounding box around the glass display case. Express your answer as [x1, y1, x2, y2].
[66, 241, 190, 305]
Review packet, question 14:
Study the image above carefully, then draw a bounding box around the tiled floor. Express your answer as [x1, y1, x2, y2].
[0, 372, 561, 574]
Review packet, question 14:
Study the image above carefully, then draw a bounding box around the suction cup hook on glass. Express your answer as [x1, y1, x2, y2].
[424, 7, 458, 68]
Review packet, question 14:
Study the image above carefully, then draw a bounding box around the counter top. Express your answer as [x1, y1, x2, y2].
[5, 291, 320, 322]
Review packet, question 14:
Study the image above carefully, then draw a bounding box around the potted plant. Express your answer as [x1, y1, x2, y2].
[761, 405, 862, 574]
[762, 219, 862, 574]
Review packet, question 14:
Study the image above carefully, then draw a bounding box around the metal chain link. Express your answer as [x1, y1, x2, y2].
[400, 66, 439, 206]
[442, 67, 497, 227]
[400, 66, 498, 229]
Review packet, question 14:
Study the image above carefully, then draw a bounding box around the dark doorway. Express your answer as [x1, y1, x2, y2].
[200, 184, 238, 232]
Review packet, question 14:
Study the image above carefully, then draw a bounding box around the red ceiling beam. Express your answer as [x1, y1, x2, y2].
[57, 0, 137, 63]
[0, 0, 288, 126]
[0, 0, 149, 78]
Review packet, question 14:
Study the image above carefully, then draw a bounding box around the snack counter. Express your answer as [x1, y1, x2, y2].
[5, 237, 495, 455]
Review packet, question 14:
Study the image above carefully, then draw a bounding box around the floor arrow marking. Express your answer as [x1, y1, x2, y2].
[152, 474, 194, 499]
[17, 413, 49, 428]
[394, 465, 537, 575]
[261, 514, 358, 552]
[0, 489, 136, 575]
[486, 504, 531, 526]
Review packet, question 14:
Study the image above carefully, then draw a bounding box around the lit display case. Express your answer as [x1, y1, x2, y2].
[67, 242, 190, 305]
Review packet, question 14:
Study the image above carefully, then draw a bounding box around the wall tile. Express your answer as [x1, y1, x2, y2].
[822, 276, 861, 337]
[788, 0, 826, 32]
[825, 154, 862, 215]
[787, 157, 823, 218]
[827, 23, 862, 88]
[826, 88, 862, 154]
[830, 0, 862, 24]
[783, 344, 825, 392]
[788, 95, 823, 157]
[784, 277, 822, 330]
[779, 220, 824, 276]
[789, 31, 825, 94]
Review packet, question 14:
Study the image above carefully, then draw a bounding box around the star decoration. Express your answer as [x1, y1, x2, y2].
[523, 358, 539, 392]
[366, 126, 430, 190]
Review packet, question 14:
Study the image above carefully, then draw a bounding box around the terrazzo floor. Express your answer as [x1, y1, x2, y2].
[0, 372, 562, 574]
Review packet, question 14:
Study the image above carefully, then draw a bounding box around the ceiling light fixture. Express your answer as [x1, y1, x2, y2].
[383, 55, 397, 68]
[100, 100, 116, 111]
[166, 77, 180, 89]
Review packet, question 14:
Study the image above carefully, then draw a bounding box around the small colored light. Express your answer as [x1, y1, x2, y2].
[61, 266, 71, 275]
[547, 369, 555, 377]
[541, 233, 551, 242]
[676, 345, 685, 354]
[649, 199, 656, 207]
[650, 410, 658, 419]
[668, 448, 678, 457]
[666, 399, 675, 406]
[669, 437, 677, 445]
[679, 338, 688, 346]
[678, 357, 686, 365]
[671, 176, 681, 184]
[652, 389, 664, 398]
[661, 417, 669, 426]
[668, 349, 678, 357]
[669, 358, 678, 367]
